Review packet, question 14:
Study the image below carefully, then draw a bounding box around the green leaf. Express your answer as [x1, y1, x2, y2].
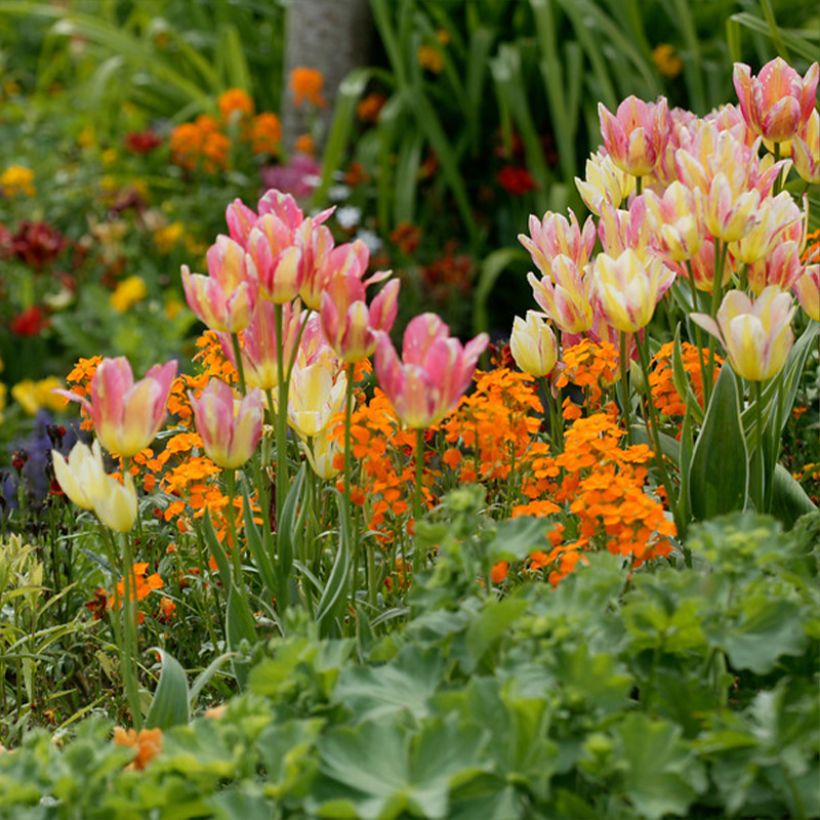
[486, 516, 552, 562]
[464, 597, 528, 673]
[770, 463, 818, 528]
[315, 493, 352, 636]
[615, 714, 705, 819]
[145, 649, 190, 730]
[276, 463, 306, 590]
[472, 247, 527, 334]
[688, 365, 748, 520]
[226, 585, 257, 689]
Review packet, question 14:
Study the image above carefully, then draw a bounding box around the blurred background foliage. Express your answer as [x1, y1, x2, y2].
[0, 0, 817, 442]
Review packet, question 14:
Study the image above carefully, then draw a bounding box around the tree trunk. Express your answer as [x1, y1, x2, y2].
[282, 0, 372, 151]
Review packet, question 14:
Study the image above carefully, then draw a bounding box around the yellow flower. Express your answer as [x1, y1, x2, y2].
[12, 377, 65, 416]
[1, 165, 35, 197]
[153, 222, 185, 254]
[110, 276, 148, 312]
[417, 45, 444, 74]
[102, 148, 118, 166]
[165, 298, 185, 320]
[652, 44, 683, 78]
[0, 383, 7, 423]
[77, 126, 96, 149]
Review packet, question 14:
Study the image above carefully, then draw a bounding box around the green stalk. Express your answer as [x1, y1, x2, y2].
[231, 332, 247, 395]
[685, 260, 710, 405]
[619, 332, 633, 444]
[342, 362, 357, 595]
[120, 533, 142, 729]
[223, 469, 243, 582]
[274, 305, 290, 528]
[635, 175, 643, 195]
[413, 427, 425, 577]
[636, 334, 683, 540]
[705, 240, 727, 395]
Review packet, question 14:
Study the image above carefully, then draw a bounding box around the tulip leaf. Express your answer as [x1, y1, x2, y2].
[201, 512, 232, 585]
[145, 649, 190, 730]
[226, 586, 257, 689]
[316, 493, 352, 637]
[241, 477, 277, 597]
[770, 464, 817, 529]
[277, 463, 307, 596]
[688, 365, 748, 521]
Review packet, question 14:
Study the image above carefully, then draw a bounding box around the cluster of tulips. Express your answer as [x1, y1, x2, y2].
[508, 56, 818, 532]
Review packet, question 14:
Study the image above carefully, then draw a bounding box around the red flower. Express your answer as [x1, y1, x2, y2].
[125, 130, 163, 154]
[12, 221, 65, 269]
[10, 305, 49, 336]
[496, 166, 537, 196]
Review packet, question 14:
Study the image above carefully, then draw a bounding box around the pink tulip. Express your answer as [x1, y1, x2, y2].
[793, 266, 819, 321]
[320, 275, 399, 362]
[733, 57, 819, 142]
[747, 242, 805, 294]
[182, 235, 256, 333]
[220, 301, 306, 391]
[527, 256, 594, 334]
[598, 96, 670, 177]
[61, 357, 177, 457]
[189, 379, 264, 469]
[792, 110, 820, 184]
[246, 215, 303, 303]
[374, 313, 488, 429]
[518, 210, 596, 275]
[597, 197, 654, 257]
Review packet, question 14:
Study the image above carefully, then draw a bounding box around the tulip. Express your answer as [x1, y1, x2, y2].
[574, 152, 634, 216]
[598, 95, 670, 177]
[729, 191, 803, 265]
[301, 427, 341, 480]
[597, 198, 653, 258]
[747, 241, 804, 294]
[510, 312, 558, 378]
[684, 238, 733, 293]
[691, 287, 795, 381]
[321, 276, 399, 362]
[288, 360, 347, 438]
[792, 110, 820, 184]
[644, 182, 704, 262]
[189, 379, 264, 469]
[592, 249, 675, 333]
[245, 213, 304, 303]
[296, 221, 337, 310]
[52, 440, 138, 532]
[52, 440, 108, 511]
[527, 256, 594, 334]
[94, 473, 139, 533]
[518, 210, 596, 275]
[182, 234, 256, 333]
[374, 313, 488, 429]
[702, 173, 760, 243]
[220, 301, 305, 392]
[733, 57, 819, 142]
[793, 266, 819, 321]
[61, 357, 177, 457]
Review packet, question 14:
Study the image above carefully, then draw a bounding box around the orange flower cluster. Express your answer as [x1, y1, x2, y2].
[442, 368, 543, 484]
[333, 387, 418, 539]
[108, 562, 164, 611]
[556, 339, 620, 420]
[512, 412, 674, 585]
[113, 727, 162, 771]
[802, 227, 820, 264]
[65, 355, 103, 430]
[169, 115, 230, 173]
[170, 88, 283, 172]
[290, 67, 326, 108]
[649, 341, 720, 417]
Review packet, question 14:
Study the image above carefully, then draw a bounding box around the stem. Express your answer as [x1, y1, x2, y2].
[342, 363, 357, 597]
[120, 533, 142, 729]
[231, 332, 247, 395]
[274, 305, 290, 522]
[636, 335, 683, 539]
[413, 427, 425, 577]
[685, 260, 710, 406]
[619, 332, 633, 444]
[223, 469, 243, 582]
[635, 175, 643, 195]
[706, 240, 727, 394]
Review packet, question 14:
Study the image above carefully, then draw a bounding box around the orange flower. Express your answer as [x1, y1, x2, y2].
[490, 561, 509, 584]
[801, 227, 820, 264]
[250, 112, 281, 155]
[294, 133, 316, 156]
[290, 67, 326, 108]
[218, 88, 254, 121]
[649, 341, 721, 417]
[170, 116, 229, 173]
[108, 563, 164, 612]
[113, 727, 162, 770]
[357, 92, 387, 123]
[156, 596, 177, 623]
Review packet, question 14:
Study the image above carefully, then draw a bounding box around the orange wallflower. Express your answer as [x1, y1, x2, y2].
[108, 563, 164, 611]
[556, 339, 620, 419]
[113, 727, 162, 770]
[801, 227, 819, 264]
[649, 341, 721, 417]
[250, 112, 282, 155]
[218, 88, 254, 121]
[290, 67, 326, 107]
[357, 92, 387, 123]
[294, 133, 316, 156]
[170, 116, 229, 173]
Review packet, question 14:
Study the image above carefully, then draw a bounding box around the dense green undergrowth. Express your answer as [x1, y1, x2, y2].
[1, 493, 818, 819]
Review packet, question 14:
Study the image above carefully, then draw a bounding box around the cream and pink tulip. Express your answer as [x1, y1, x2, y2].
[793, 266, 819, 321]
[510, 312, 558, 378]
[644, 182, 703, 262]
[791, 109, 820, 184]
[374, 313, 488, 429]
[189, 379, 264, 469]
[527, 256, 594, 334]
[320, 276, 399, 362]
[733, 57, 819, 143]
[691, 286, 795, 381]
[518, 210, 596, 274]
[597, 95, 670, 177]
[245, 215, 303, 303]
[592, 249, 675, 333]
[61, 357, 177, 457]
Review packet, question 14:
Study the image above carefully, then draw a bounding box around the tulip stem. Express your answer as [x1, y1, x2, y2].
[635, 175, 643, 195]
[342, 363, 356, 597]
[705, 241, 728, 398]
[231, 333, 247, 395]
[685, 261, 710, 407]
[223, 469, 243, 582]
[413, 427, 425, 577]
[636, 335, 682, 538]
[120, 532, 142, 729]
[619, 332, 632, 444]
[274, 305, 289, 535]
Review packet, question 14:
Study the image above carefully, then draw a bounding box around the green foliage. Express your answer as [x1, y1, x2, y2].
[0, 509, 817, 818]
